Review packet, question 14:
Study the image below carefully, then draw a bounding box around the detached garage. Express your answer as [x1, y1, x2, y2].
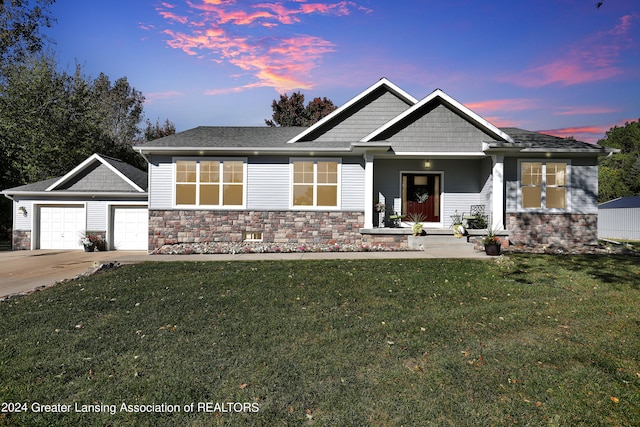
[598, 196, 640, 241]
[2, 154, 149, 251]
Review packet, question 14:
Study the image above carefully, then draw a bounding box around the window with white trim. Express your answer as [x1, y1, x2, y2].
[175, 159, 245, 207]
[291, 159, 340, 208]
[520, 160, 569, 210]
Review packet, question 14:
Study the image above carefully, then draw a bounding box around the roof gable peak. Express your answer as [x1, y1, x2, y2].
[287, 77, 418, 143]
[45, 153, 145, 193]
[362, 88, 515, 143]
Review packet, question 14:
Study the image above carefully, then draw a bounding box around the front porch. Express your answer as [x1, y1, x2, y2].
[360, 227, 511, 251]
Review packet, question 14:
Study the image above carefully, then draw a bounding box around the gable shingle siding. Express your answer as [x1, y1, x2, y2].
[303, 89, 413, 142]
[378, 104, 497, 152]
[60, 163, 139, 192]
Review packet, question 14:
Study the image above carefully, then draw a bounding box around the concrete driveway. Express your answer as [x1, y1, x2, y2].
[0, 250, 147, 299]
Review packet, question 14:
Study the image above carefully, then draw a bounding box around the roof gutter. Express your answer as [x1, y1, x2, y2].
[1, 191, 148, 198]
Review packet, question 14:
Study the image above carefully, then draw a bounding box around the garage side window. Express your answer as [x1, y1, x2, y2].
[175, 159, 245, 207]
[520, 161, 568, 210]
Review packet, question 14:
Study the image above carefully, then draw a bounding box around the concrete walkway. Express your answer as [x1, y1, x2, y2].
[0, 243, 489, 299]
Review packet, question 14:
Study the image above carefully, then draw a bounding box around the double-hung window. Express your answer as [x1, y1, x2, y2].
[291, 159, 340, 208]
[520, 160, 569, 210]
[175, 159, 245, 207]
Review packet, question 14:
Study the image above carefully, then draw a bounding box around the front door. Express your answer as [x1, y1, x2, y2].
[402, 173, 441, 223]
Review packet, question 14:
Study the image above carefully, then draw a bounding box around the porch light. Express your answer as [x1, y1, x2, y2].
[423, 160, 432, 168]
[18, 206, 27, 217]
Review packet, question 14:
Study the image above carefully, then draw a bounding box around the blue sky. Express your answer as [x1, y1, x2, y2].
[46, 1, 639, 143]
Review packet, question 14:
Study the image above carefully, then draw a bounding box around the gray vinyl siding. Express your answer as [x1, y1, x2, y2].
[305, 89, 412, 142]
[341, 158, 365, 210]
[570, 158, 598, 214]
[247, 157, 289, 210]
[153, 155, 364, 211]
[148, 155, 173, 210]
[504, 156, 599, 214]
[374, 104, 497, 152]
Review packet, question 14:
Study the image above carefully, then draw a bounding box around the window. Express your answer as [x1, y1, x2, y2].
[175, 159, 245, 207]
[520, 161, 568, 210]
[292, 160, 339, 208]
[243, 231, 263, 242]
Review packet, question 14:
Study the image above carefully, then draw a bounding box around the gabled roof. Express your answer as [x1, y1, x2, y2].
[501, 128, 605, 151]
[46, 153, 146, 192]
[599, 196, 640, 209]
[137, 126, 308, 149]
[2, 153, 147, 195]
[287, 78, 418, 143]
[132, 80, 607, 157]
[361, 88, 514, 143]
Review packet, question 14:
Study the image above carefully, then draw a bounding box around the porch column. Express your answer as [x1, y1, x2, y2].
[492, 155, 505, 230]
[364, 153, 374, 228]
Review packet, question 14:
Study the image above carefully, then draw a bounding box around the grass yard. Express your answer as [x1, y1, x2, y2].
[1, 255, 639, 426]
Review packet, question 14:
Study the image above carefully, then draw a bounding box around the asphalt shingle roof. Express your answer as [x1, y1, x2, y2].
[501, 128, 603, 151]
[2, 154, 147, 193]
[137, 126, 602, 153]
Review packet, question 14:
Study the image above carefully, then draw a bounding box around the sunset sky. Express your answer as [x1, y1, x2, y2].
[47, 1, 639, 143]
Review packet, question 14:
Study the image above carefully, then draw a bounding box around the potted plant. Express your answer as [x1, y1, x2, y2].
[388, 212, 405, 228]
[407, 212, 428, 250]
[481, 228, 501, 256]
[407, 211, 427, 236]
[79, 232, 100, 252]
[451, 210, 466, 238]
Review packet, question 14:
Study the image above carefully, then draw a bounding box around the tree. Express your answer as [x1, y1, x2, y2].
[141, 118, 176, 142]
[265, 92, 337, 127]
[598, 119, 640, 202]
[0, 0, 56, 64]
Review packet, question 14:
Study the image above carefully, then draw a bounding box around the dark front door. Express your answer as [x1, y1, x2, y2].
[402, 173, 441, 223]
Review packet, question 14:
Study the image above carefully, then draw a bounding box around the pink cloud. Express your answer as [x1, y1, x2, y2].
[539, 125, 610, 144]
[150, 1, 369, 93]
[145, 90, 184, 104]
[465, 98, 539, 113]
[555, 106, 620, 116]
[507, 14, 638, 87]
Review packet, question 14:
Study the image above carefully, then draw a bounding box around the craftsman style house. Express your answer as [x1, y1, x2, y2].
[4, 78, 608, 251]
[135, 78, 606, 251]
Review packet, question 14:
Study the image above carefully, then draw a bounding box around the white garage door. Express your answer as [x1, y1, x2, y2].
[113, 207, 148, 250]
[40, 206, 86, 249]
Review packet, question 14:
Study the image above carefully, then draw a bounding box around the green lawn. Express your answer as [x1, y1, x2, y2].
[1, 255, 639, 426]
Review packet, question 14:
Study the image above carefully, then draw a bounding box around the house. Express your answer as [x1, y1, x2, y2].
[4, 78, 609, 252]
[133, 78, 608, 252]
[2, 153, 148, 250]
[598, 196, 640, 241]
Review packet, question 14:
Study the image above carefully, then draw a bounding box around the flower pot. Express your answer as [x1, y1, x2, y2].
[484, 242, 501, 256]
[84, 244, 95, 252]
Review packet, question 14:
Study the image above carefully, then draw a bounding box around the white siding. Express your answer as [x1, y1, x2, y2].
[341, 160, 365, 210]
[86, 200, 107, 231]
[149, 155, 173, 210]
[247, 159, 289, 210]
[598, 208, 640, 240]
[14, 200, 33, 230]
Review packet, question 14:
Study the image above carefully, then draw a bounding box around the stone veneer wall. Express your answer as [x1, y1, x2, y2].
[12, 230, 31, 250]
[149, 210, 366, 249]
[506, 213, 598, 248]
